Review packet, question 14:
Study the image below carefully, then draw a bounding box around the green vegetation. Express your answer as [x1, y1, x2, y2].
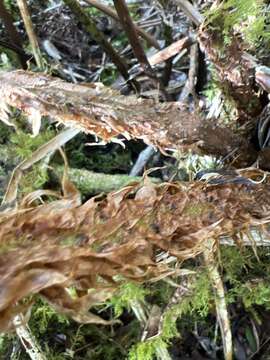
[204, 0, 270, 49]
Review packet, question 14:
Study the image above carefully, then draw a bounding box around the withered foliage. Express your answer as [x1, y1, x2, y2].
[1, 173, 270, 332]
[0, 70, 256, 165]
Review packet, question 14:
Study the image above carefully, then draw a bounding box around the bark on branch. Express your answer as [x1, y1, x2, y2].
[0, 70, 257, 166]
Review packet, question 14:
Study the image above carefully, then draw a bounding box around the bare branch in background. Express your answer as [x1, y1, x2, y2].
[172, 0, 204, 26]
[16, 0, 44, 69]
[129, 145, 156, 176]
[148, 36, 194, 67]
[63, 0, 140, 92]
[178, 42, 199, 102]
[113, 0, 166, 94]
[0, 0, 28, 68]
[83, 0, 160, 49]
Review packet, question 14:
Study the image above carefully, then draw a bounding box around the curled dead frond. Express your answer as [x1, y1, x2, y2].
[0, 171, 270, 331]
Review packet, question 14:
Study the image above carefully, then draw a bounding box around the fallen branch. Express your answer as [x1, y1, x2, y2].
[54, 165, 160, 195]
[0, 70, 258, 166]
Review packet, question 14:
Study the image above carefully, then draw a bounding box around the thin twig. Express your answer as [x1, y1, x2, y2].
[113, 0, 165, 95]
[203, 239, 233, 360]
[16, 0, 44, 69]
[83, 0, 160, 49]
[178, 42, 199, 102]
[172, 0, 204, 26]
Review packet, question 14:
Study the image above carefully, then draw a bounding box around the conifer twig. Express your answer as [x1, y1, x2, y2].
[16, 0, 44, 69]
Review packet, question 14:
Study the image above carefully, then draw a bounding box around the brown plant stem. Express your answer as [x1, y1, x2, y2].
[16, 0, 44, 69]
[178, 42, 199, 102]
[113, 0, 165, 95]
[83, 0, 160, 49]
[63, 0, 139, 92]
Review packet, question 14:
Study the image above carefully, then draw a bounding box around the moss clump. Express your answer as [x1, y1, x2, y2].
[204, 0, 270, 49]
[10, 128, 55, 159]
[110, 282, 150, 318]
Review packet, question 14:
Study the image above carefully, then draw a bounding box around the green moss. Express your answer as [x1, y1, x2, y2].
[129, 337, 168, 360]
[19, 164, 49, 194]
[129, 270, 213, 360]
[204, 0, 270, 48]
[110, 282, 149, 318]
[10, 128, 55, 159]
[30, 298, 70, 335]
